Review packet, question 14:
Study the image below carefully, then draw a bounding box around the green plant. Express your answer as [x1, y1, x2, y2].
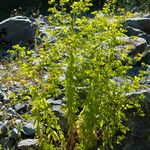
[7, 0, 146, 149]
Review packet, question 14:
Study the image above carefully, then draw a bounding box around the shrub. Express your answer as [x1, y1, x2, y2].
[8, 0, 146, 149]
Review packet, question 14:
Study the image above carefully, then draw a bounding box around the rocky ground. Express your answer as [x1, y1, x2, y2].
[0, 13, 150, 149]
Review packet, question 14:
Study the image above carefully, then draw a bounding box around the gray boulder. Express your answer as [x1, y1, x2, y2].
[0, 90, 5, 101]
[127, 88, 150, 114]
[0, 122, 8, 137]
[138, 50, 150, 65]
[126, 26, 144, 36]
[17, 139, 38, 150]
[139, 33, 150, 45]
[0, 102, 2, 108]
[116, 36, 147, 57]
[144, 14, 150, 18]
[46, 97, 67, 129]
[124, 17, 150, 33]
[123, 89, 150, 150]
[22, 122, 36, 137]
[145, 65, 150, 82]
[10, 128, 20, 141]
[37, 24, 57, 44]
[0, 111, 3, 121]
[0, 16, 36, 47]
[124, 15, 150, 67]
[13, 103, 28, 114]
[47, 98, 63, 105]
[127, 37, 147, 57]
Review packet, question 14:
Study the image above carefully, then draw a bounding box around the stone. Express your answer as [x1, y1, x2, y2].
[145, 65, 150, 82]
[13, 103, 28, 114]
[128, 37, 147, 57]
[39, 29, 57, 43]
[144, 14, 150, 18]
[126, 26, 144, 36]
[116, 36, 147, 57]
[138, 50, 150, 65]
[0, 101, 3, 107]
[47, 98, 62, 105]
[17, 139, 38, 150]
[0, 16, 36, 48]
[46, 97, 66, 128]
[15, 119, 22, 125]
[36, 16, 57, 44]
[0, 86, 8, 92]
[1, 105, 5, 110]
[122, 88, 150, 150]
[123, 116, 150, 150]
[127, 66, 145, 76]
[0, 90, 5, 101]
[127, 88, 150, 112]
[22, 122, 36, 137]
[138, 33, 150, 45]
[0, 111, 3, 121]
[10, 128, 20, 141]
[124, 17, 150, 33]
[2, 99, 10, 104]
[7, 107, 17, 115]
[52, 105, 63, 114]
[0, 137, 7, 148]
[0, 122, 8, 137]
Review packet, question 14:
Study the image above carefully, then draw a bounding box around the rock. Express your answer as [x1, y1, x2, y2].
[138, 33, 150, 44]
[126, 26, 144, 36]
[11, 87, 20, 93]
[17, 139, 38, 150]
[0, 137, 8, 148]
[35, 16, 57, 44]
[122, 88, 150, 150]
[127, 66, 145, 76]
[0, 111, 3, 121]
[47, 97, 65, 116]
[10, 128, 20, 141]
[0, 16, 36, 48]
[46, 97, 66, 128]
[52, 105, 64, 114]
[0, 101, 3, 107]
[38, 28, 57, 43]
[124, 17, 150, 33]
[3, 99, 10, 104]
[138, 50, 150, 65]
[144, 14, 150, 18]
[13, 103, 28, 114]
[47, 98, 63, 105]
[0, 137, 14, 149]
[22, 122, 36, 137]
[0, 122, 8, 137]
[6, 107, 24, 119]
[1, 105, 5, 110]
[123, 115, 150, 150]
[127, 88, 150, 112]
[7, 107, 17, 115]
[0, 90, 5, 101]
[145, 65, 150, 82]
[15, 119, 22, 125]
[127, 37, 147, 57]
[43, 16, 49, 25]
[0, 86, 8, 92]
[116, 36, 147, 57]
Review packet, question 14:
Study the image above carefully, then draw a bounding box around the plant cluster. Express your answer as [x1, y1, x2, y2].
[7, 0, 146, 149]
